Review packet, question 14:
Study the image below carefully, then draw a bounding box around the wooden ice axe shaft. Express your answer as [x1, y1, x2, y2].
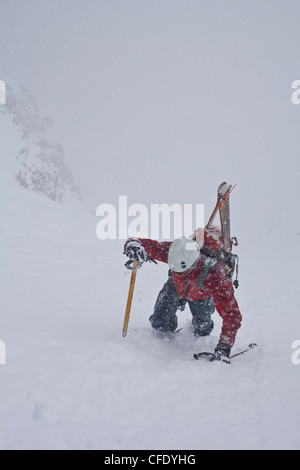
[122, 260, 138, 337]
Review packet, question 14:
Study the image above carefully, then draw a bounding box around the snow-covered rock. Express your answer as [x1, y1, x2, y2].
[0, 78, 81, 204]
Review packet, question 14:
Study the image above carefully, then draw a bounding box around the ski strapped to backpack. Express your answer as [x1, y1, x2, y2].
[195, 182, 240, 289]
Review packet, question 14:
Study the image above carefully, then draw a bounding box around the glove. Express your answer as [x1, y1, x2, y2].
[124, 239, 149, 268]
[213, 343, 231, 364]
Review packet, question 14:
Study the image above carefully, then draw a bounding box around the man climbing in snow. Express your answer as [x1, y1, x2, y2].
[124, 228, 242, 363]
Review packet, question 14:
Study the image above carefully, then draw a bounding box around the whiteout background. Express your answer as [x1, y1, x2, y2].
[0, 0, 300, 450]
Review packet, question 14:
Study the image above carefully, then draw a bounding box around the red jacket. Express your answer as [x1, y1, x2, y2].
[128, 237, 242, 348]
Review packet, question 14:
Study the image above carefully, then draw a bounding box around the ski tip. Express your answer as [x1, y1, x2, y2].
[218, 182, 231, 196]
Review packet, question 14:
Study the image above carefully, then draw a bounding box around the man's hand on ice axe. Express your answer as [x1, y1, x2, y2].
[124, 239, 157, 269]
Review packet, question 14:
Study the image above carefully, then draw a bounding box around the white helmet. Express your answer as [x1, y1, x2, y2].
[168, 237, 201, 273]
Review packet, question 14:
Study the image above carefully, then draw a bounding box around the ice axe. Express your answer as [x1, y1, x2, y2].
[122, 254, 157, 337]
[122, 260, 139, 337]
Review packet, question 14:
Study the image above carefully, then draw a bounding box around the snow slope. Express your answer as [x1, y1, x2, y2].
[1, 74, 300, 450]
[1, 164, 300, 450]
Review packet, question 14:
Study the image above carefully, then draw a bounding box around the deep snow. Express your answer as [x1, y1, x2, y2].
[1, 61, 300, 450]
[1, 160, 300, 450]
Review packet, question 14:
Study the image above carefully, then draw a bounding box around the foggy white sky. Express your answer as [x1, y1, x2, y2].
[0, 0, 300, 214]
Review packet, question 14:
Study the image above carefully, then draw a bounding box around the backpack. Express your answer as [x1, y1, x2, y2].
[193, 226, 239, 289]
